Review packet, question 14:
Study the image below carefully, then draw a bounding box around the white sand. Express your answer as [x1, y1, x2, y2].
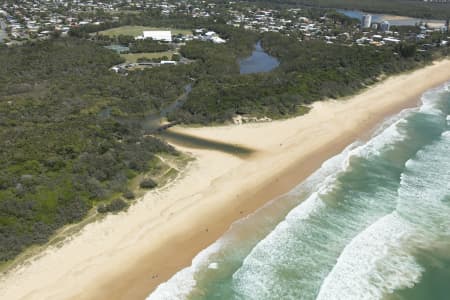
[1, 60, 450, 300]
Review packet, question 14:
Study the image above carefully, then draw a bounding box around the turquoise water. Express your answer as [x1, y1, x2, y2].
[148, 83, 450, 300]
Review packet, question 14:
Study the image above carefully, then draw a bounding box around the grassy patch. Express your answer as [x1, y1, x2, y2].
[120, 51, 177, 63]
[99, 26, 192, 38]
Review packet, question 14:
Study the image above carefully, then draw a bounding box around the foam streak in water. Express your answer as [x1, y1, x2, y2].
[148, 82, 450, 300]
[316, 213, 423, 300]
[147, 145, 361, 300]
[147, 242, 224, 300]
[147, 144, 358, 300]
[318, 117, 450, 300]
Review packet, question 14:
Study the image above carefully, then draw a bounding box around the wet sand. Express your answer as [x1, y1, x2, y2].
[1, 60, 450, 300]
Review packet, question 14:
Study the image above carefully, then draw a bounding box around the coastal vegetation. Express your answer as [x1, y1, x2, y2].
[169, 31, 441, 124]
[121, 51, 177, 63]
[140, 178, 158, 189]
[2, 0, 450, 296]
[0, 11, 448, 264]
[97, 198, 129, 214]
[0, 37, 191, 262]
[129, 39, 171, 53]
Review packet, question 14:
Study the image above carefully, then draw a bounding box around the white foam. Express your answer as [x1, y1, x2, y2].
[229, 187, 333, 299]
[317, 99, 450, 300]
[208, 262, 219, 269]
[240, 85, 450, 299]
[146, 142, 351, 300]
[288, 142, 359, 196]
[317, 213, 423, 300]
[147, 116, 407, 300]
[294, 104, 418, 195]
[285, 192, 326, 221]
[147, 267, 197, 300]
[147, 240, 224, 300]
[444, 82, 450, 92]
[419, 82, 450, 116]
[146, 144, 348, 300]
[344, 118, 407, 164]
[317, 97, 450, 300]
[396, 135, 450, 233]
[318, 123, 450, 300]
[146, 83, 450, 300]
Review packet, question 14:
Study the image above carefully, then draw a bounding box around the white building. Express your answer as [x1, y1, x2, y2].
[138, 31, 172, 42]
[362, 14, 372, 29]
[383, 37, 401, 44]
[160, 60, 176, 65]
[211, 36, 226, 44]
[380, 21, 390, 32]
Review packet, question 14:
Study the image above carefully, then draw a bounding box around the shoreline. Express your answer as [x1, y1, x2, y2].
[1, 60, 450, 300]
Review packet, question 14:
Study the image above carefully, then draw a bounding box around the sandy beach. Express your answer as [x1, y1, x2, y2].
[1, 59, 450, 300]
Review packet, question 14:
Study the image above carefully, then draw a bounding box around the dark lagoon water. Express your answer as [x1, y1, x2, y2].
[148, 83, 450, 300]
[239, 41, 279, 75]
[338, 9, 445, 27]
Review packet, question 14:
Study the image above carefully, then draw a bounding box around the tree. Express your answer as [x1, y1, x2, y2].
[97, 198, 129, 213]
[172, 54, 181, 61]
[140, 178, 157, 189]
[123, 190, 136, 200]
[397, 43, 417, 58]
[117, 34, 135, 46]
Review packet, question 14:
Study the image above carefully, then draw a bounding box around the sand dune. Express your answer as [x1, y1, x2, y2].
[1, 60, 450, 300]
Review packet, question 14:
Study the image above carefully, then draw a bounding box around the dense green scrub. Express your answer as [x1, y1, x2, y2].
[0, 38, 192, 262]
[129, 39, 171, 53]
[0, 24, 259, 263]
[170, 31, 435, 124]
[0, 19, 445, 263]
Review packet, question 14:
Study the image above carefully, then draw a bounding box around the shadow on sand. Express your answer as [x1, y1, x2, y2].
[160, 130, 256, 158]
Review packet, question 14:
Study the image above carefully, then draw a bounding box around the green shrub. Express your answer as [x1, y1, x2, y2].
[97, 198, 129, 214]
[139, 178, 157, 189]
[123, 190, 136, 200]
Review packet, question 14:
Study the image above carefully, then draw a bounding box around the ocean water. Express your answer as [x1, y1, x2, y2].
[148, 83, 450, 300]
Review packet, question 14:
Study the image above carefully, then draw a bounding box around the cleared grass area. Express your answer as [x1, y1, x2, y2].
[99, 26, 192, 37]
[120, 51, 177, 63]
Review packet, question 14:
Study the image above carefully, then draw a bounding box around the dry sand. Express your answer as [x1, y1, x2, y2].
[1, 60, 450, 300]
